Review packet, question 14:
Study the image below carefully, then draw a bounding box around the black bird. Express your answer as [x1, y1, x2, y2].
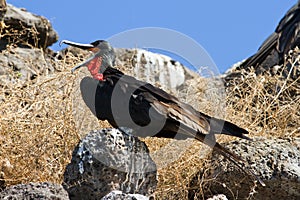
[239, 1, 300, 72]
[61, 39, 265, 186]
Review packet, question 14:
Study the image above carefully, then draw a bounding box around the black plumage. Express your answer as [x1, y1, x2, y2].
[61, 39, 265, 186]
[240, 2, 300, 71]
[79, 69, 250, 141]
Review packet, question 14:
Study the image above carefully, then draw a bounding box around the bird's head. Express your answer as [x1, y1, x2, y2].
[60, 40, 116, 81]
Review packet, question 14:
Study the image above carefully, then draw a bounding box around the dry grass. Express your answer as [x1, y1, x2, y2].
[0, 46, 111, 188]
[0, 22, 40, 48]
[225, 49, 300, 138]
[0, 49, 78, 186]
[0, 41, 299, 200]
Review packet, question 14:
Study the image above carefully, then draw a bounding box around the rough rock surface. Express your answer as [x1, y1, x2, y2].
[114, 48, 213, 102]
[63, 128, 157, 200]
[101, 190, 150, 200]
[0, 3, 59, 91]
[115, 48, 197, 91]
[0, 182, 69, 199]
[0, 4, 58, 49]
[189, 137, 300, 199]
[0, 47, 55, 87]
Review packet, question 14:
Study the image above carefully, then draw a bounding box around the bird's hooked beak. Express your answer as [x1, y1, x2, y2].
[60, 40, 101, 73]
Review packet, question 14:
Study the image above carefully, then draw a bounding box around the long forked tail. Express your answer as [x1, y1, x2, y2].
[208, 117, 251, 140]
[194, 133, 266, 186]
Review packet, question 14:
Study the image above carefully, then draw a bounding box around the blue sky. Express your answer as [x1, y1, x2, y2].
[8, 0, 295, 73]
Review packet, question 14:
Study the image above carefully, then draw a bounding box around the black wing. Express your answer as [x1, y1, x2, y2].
[102, 67, 249, 139]
[241, 2, 300, 70]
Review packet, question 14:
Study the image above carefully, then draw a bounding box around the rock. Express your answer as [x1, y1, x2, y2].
[0, 47, 55, 87]
[0, 4, 58, 49]
[189, 137, 300, 199]
[101, 190, 151, 200]
[0, 3, 60, 92]
[115, 48, 199, 94]
[63, 128, 157, 199]
[115, 48, 186, 89]
[0, 182, 69, 199]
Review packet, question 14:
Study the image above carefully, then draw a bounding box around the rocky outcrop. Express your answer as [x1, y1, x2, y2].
[0, 182, 69, 199]
[115, 48, 198, 92]
[114, 48, 216, 112]
[0, 4, 58, 49]
[63, 128, 157, 199]
[0, 3, 58, 93]
[0, 47, 55, 87]
[189, 137, 300, 199]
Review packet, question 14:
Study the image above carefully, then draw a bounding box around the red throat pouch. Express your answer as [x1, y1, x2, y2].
[87, 56, 104, 81]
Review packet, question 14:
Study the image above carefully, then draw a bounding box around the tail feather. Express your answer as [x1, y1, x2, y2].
[194, 132, 265, 186]
[213, 142, 265, 186]
[209, 117, 251, 140]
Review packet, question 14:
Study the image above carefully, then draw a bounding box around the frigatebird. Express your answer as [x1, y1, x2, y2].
[240, 1, 300, 72]
[60, 39, 265, 186]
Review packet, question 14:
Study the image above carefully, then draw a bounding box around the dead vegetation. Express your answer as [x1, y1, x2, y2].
[0, 50, 78, 186]
[0, 39, 299, 199]
[225, 49, 300, 139]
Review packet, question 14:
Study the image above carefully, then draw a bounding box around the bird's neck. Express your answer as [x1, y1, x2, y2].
[102, 66, 124, 78]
